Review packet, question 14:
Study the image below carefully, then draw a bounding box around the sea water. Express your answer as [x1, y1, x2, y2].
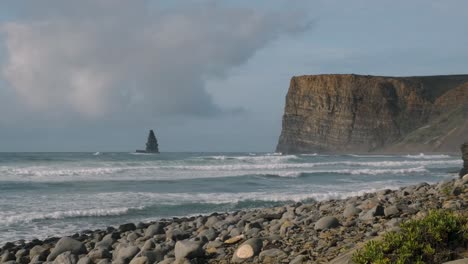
[0, 152, 461, 244]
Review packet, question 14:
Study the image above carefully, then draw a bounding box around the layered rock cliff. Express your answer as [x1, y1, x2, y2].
[276, 74, 468, 153]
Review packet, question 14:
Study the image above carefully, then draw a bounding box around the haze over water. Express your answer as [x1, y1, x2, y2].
[0, 152, 461, 244]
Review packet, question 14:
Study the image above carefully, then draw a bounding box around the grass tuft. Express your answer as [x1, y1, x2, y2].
[352, 210, 468, 264]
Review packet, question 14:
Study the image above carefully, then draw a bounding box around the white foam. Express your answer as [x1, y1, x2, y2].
[1, 207, 135, 225]
[405, 153, 451, 159]
[269, 166, 428, 177]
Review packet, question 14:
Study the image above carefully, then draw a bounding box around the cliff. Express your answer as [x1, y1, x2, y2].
[276, 74, 468, 154]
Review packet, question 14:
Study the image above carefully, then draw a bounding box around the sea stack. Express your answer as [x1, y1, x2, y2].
[460, 142, 468, 177]
[136, 130, 159, 153]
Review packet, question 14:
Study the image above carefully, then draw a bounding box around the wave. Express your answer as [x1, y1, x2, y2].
[0, 159, 459, 182]
[1, 207, 137, 225]
[201, 154, 299, 162]
[261, 166, 428, 178]
[405, 153, 451, 159]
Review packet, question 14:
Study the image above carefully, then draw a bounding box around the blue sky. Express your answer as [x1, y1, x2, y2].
[0, 0, 467, 152]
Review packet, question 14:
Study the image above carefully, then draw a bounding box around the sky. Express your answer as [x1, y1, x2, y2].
[0, 0, 467, 152]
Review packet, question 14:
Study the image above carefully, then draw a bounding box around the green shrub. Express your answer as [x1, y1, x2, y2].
[352, 210, 468, 264]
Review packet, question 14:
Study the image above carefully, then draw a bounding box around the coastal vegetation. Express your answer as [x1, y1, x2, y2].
[353, 210, 468, 264]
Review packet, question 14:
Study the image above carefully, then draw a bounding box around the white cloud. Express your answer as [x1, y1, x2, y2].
[1, 1, 309, 118]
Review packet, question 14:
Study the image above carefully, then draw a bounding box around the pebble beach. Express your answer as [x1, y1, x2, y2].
[1, 174, 467, 264]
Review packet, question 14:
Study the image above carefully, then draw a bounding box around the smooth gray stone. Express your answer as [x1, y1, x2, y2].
[145, 223, 165, 237]
[113, 245, 139, 264]
[77, 256, 93, 264]
[53, 251, 78, 264]
[314, 216, 340, 230]
[259, 248, 287, 261]
[343, 205, 362, 218]
[360, 205, 384, 221]
[129, 256, 150, 264]
[95, 234, 116, 249]
[29, 245, 50, 261]
[384, 205, 400, 217]
[289, 254, 308, 264]
[87, 247, 111, 262]
[47, 237, 86, 261]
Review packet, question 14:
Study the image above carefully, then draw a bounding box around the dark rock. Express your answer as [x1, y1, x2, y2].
[360, 205, 385, 221]
[136, 129, 159, 153]
[118, 223, 136, 232]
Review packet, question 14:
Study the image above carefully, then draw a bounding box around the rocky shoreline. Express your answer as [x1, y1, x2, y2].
[1, 175, 467, 264]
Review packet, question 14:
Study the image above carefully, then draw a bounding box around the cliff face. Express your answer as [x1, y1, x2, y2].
[276, 74, 468, 153]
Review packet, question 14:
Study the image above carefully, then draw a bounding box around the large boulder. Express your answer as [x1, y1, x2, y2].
[113, 245, 139, 264]
[47, 237, 87, 261]
[53, 251, 78, 264]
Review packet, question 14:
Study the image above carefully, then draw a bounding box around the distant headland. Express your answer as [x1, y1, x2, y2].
[276, 74, 468, 154]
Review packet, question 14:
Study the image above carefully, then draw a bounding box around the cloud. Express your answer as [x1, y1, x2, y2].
[1, 0, 310, 119]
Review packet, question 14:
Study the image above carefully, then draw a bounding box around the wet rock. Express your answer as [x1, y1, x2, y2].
[47, 237, 87, 261]
[119, 223, 137, 233]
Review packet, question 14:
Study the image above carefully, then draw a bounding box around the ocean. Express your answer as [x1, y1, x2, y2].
[0, 152, 461, 244]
